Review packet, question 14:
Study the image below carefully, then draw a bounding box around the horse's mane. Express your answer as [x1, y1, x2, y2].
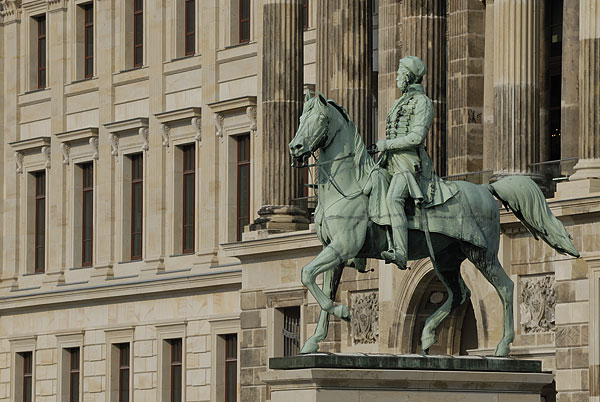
[326, 99, 376, 186]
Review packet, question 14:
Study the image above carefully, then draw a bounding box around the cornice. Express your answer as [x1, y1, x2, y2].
[104, 117, 148, 134]
[55, 126, 99, 143]
[9, 136, 51, 152]
[207, 96, 257, 114]
[154, 107, 201, 124]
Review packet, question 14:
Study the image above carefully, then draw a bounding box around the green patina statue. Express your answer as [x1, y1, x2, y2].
[289, 56, 579, 357]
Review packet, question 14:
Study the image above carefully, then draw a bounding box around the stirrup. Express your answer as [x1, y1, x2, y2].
[381, 249, 407, 270]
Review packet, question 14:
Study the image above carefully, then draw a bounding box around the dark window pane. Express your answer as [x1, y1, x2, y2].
[24, 377, 32, 402]
[172, 365, 182, 402]
[185, 34, 195, 55]
[39, 17, 46, 32]
[134, 14, 143, 45]
[238, 165, 249, 218]
[70, 373, 79, 402]
[23, 352, 32, 373]
[240, 21, 250, 43]
[240, 0, 250, 19]
[85, 6, 93, 23]
[85, 27, 93, 56]
[71, 348, 80, 369]
[186, 1, 195, 31]
[40, 38, 46, 67]
[134, 0, 143, 11]
[225, 361, 236, 402]
[133, 184, 143, 232]
[120, 369, 129, 402]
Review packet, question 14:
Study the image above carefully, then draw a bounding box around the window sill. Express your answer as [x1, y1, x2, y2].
[118, 259, 143, 265]
[70, 265, 94, 270]
[169, 252, 195, 258]
[224, 40, 255, 50]
[24, 87, 48, 95]
[22, 271, 45, 276]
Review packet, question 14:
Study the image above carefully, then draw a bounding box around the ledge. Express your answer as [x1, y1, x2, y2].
[154, 107, 201, 124]
[9, 136, 51, 153]
[207, 96, 257, 114]
[221, 230, 320, 258]
[269, 353, 542, 373]
[55, 127, 99, 144]
[104, 117, 149, 134]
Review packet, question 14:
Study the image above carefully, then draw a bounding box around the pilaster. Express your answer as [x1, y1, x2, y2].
[446, 0, 485, 176]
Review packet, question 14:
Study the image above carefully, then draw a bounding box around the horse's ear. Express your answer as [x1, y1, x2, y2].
[318, 92, 327, 105]
[305, 91, 311, 102]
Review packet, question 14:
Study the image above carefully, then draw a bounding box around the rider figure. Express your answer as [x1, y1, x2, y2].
[376, 56, 433, 270]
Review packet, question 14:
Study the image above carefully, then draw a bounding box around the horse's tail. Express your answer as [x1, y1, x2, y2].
[486, 176, 580, 257]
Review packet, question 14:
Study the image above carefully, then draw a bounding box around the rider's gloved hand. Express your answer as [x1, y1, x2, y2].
[376, 139, 387, 152]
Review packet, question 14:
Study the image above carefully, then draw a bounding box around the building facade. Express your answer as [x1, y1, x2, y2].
[0, 0, 599, 401]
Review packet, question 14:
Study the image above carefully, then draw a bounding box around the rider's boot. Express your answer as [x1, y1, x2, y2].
[382, 196, 409, 270]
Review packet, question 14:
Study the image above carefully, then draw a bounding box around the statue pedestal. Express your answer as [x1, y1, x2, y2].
[260, 354, 553, 402]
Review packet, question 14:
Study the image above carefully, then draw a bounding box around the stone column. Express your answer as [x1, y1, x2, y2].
[251, 0, 308, 233]
[446, 0, 485, 176]
[560, 0, 579, 161]
[491, 0, 543, 182]
[400, 0, 448, 176]
[317, 0, 374, 146]
[569, 0, 600, 182]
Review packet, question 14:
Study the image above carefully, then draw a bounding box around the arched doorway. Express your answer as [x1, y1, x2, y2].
[409, 271, 478, 355]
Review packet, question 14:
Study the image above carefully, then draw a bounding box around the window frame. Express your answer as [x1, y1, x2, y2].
[133, 0, 144, 68]
[238, 0, 250, 44]
[22, 351, 33, 402]
[302, 0, 309, 30]
[35, 15, 47, 89]
[224, 334, 238, 402]
[130, 154, 143, 261]
[182, 144, 195, 254]
[118, 343, 130, 402]
[83, 3, 94, 79]
[34, 170, 46, 273]
[236, 134, 250, 241]
[169, 339, 183, 402]
[184, 0, 195, 56]
[68, 347, 81, 402]
[81, 162, 94, 267]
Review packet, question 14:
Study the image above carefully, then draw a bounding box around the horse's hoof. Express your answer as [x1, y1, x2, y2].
[300, 339, 319, 354]
[332, 304, 351, 322]
[421, 333, 436, 352]
[422, 348, 429, 356]
[494, 342, 511, 357]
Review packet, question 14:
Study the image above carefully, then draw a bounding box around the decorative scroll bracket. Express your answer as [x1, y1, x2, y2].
[60, 143, 70, 165]
[246, 106, 257, 137]
[191, 117, 202, 146]
[139, 127, 149, 153]
[41, 146, 51, 169]
[110, 134, 119, 158]
[89, 137, 99, 160]
[160, 124, 170, 147]
[214, 113, 224, 142]
[15, 151, 23, 174]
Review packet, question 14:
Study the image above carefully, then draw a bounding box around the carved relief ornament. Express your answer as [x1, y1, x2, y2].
[160, 124, 170, 147]
[246, 106, 257, 136]
[191, 117, 202, 144]
[519, 275, 556, 333]
[213, 113, 224, 140]
[0, 0, 21, 20]
[60, 143, 70, 165]
[350, 291, 379, 344]
[15, 151, 24, 174]
[139, 127, 149, 153]
[89, 137, 99, 160]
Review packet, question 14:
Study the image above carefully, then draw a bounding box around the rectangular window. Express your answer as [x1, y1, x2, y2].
[118, 344, 130, 402]
[169, 339, 182, 402]
[82, 163, 94, 267]
[302, 0, 308, 30]
[21, 351, 33, 402]
[282, 307, 300, 357]
[83, 4, 94, 78]
[236, 135, 250, 241]
[35, 171, 46, 273]
[36, 15, 47, 89]
[239, 0, 250, 43]
[68, 348, 80, 402]
[184, 0, 195, 55]
[130, 154, 143, 260]
[224, 334, 237, 402]
[133, 0, 143, 67]
[182, 145, 195, 254]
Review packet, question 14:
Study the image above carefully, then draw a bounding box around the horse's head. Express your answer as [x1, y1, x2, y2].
[289, 92, 330, 162]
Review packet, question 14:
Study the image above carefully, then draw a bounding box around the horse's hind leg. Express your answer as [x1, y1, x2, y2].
[471, 255, 514, 356]
[421, 251, 467, 353]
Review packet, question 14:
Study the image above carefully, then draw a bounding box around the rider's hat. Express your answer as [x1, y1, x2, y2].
[399, 56, 427, 79]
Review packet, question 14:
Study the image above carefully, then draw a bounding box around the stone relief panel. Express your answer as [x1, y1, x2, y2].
[350, 291, 379, 345]
[519, 275, 556, 333]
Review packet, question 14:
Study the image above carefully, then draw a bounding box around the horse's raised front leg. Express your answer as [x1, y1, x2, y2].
[300, 264, 343, 354]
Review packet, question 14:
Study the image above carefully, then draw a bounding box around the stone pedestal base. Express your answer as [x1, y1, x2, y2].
[246, 205, 309, 238]
[261, 354, 553, 402]
[556, 178, 600, 199]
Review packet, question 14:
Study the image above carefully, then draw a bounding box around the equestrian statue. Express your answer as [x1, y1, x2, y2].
[289, 55, 580, 357]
